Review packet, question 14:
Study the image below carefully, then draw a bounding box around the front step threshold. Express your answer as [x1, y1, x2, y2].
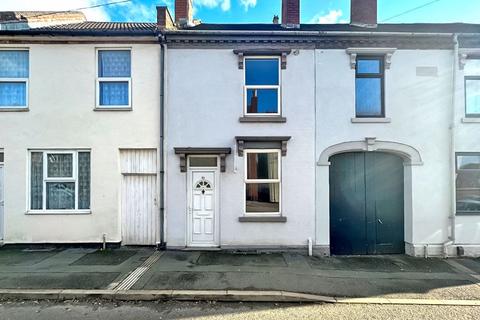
[181, 247, 221, 251]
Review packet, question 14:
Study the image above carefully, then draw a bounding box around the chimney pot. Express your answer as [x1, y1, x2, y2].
[281, 0, 300, 27]
[351, 0, 377, 27]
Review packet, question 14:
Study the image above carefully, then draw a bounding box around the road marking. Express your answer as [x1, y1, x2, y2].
[445, 259, 480, 284]
[113, 250, 163, 291]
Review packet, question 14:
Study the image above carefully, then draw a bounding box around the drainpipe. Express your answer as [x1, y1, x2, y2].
[158, 35, 167, 250]
[443, 33, 458, 257]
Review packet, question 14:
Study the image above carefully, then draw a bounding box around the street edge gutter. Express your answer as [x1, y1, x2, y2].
[0, 289, 480, 306]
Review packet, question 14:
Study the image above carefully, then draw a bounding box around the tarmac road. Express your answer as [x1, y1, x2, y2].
[0, 300, 479, 320]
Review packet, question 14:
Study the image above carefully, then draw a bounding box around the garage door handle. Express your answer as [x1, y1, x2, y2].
[378, 219, 383, 224]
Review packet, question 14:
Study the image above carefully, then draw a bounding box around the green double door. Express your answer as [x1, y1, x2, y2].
[329, 152, 404, 255]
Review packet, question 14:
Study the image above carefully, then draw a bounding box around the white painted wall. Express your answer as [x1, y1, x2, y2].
[454, 51, 480, 246]
[314, 48, 480, 251]
[165, 49, 316, 247]
[0, 43, 160, 243]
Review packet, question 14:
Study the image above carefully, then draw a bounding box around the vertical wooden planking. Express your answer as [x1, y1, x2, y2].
[120, 149, 157, 174]
[120, 149, 158, 245]
[121, 174, 157, 245]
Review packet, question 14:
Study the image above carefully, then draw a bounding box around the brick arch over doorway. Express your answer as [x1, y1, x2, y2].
[317, 138, 423, 166]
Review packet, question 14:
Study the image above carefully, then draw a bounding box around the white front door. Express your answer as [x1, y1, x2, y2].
[188, 170, 218, 247]
[0, 165, 4, 241]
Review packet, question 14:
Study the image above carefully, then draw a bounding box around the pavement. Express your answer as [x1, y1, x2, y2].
[1, 246, 480, 303]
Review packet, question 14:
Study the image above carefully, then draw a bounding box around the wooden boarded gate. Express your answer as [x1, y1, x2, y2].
[120, 149, 158, 245]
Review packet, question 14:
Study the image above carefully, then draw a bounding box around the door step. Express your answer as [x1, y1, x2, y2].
[182, 247, 221, 251]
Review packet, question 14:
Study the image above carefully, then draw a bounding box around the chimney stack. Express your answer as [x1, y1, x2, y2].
[175, 0, 193, 26]
[350, 0, 377, 27]
[156, 6, 174, 30]
[281, 0, 300, 28]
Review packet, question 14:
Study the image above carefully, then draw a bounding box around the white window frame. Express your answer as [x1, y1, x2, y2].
[244, 149, 281, 215]
[455, 152, 480, 215]
[95, 48, 132, 109]
[243, 56, 281, 117]
[463, 58, 480, 118]
[0, 48, 29, 110]
[27, 149, 91, 214]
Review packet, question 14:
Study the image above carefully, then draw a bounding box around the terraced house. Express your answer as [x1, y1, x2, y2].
[1, 0, 480, 257]
[0, 18, 162, 245]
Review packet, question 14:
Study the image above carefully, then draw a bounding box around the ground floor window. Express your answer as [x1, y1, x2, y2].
[456, 153, 480, 214]
[244, 149, 281, 214]
[29, 150, 90, 213]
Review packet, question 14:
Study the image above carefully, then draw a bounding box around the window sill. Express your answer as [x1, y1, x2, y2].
[238, 216, 287, 223]
[461, 117, 480, 123]
[0, 107, 29, 112]
[94, 107, 132, 111]
[26, 210, 91, 215]
[456, 211, 480, 216]
[351, 117, 391, 123]
[239, 116, 287, 123]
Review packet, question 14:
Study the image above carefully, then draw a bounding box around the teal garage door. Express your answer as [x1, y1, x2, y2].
[329, 152, 404, 255]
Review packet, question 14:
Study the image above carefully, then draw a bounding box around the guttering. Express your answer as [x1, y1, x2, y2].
[162, 29, 470, 37]
[444, 33, 459, 257]
[158, 33, 167, 249]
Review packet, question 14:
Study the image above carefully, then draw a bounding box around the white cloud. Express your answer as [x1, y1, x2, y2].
[310, 9, 344, 24]
[239, 0, 257, 11]
[0, 0, 110, 21]
[221, 0, 231, 11]
[195, 0, 231, 12]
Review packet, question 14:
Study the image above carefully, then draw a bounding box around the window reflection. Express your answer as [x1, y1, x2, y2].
[246, 183, 280, 213]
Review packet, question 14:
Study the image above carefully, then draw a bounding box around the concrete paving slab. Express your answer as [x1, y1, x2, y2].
[308, 255, 455, 273]
[0, 249, 61, 266]
[455, 258, 480, 274]
[71, 249, 137, 266]
[158, 251, 201, 266]
[197, 252, 287, 267]
[0, 272, 120, 289]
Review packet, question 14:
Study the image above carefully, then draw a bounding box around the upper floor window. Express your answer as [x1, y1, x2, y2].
[244, 58, 280, 116]
[245, 150, 281, 214]
[464, 59, 480, 117]
[29, 150, 90, 213]
[355, 56, 384, 118]
[0, 50, 29, 109]
[456, 153, 480, 214]
[96, 49, 131, 109]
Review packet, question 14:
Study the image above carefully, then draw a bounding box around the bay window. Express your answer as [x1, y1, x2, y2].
[244, 150, 281, 214]
[29, 150, 90, 213]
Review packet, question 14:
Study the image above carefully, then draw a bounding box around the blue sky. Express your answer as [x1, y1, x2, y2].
[106, 0, 480, 24]
[4, 0, 480, 24]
